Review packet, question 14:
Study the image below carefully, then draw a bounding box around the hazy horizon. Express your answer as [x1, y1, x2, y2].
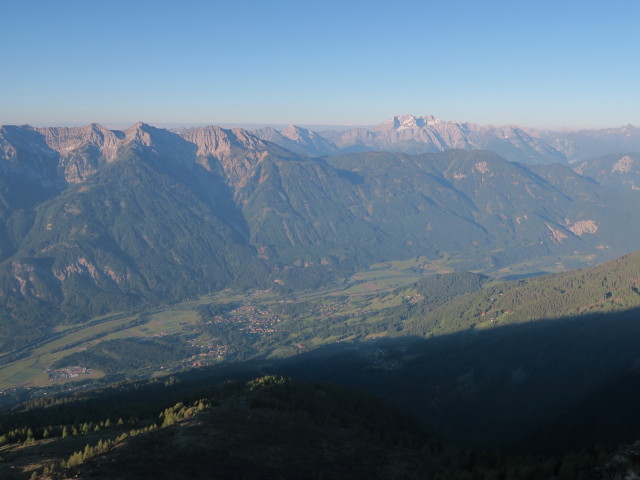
[2, 0, 639, 129]
[2, 115, 638, 133]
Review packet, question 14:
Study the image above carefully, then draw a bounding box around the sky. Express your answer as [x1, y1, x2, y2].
[2, 0, 640, 129]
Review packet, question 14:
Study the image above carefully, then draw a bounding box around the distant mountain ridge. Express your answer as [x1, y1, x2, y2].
[253, 125, 339, 158]
[254, 114, 640, 164]
[541, 124, 640, 162]
[2, 121, 640, 351]
[572, 152, 640, 190]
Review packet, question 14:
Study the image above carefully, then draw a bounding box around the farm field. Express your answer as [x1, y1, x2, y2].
[0, 252, 586, 392]
[0, 256, 438, 391]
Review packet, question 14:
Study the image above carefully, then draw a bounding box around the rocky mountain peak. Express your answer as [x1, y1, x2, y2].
[375, 114, 442, 132]
[254, 126, 279, 137]
[230, 127, 269, 150]
[123, 122, 154, 147]
[281, 124, 308, 141]
[179, 126, 263, 158]
[253, 124, 339, 157]
[178, 126, 278, 186]
[34, 124, 123, 163]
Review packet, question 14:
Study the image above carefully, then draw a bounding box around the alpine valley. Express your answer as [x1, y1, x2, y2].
[2, 116, 640, 479]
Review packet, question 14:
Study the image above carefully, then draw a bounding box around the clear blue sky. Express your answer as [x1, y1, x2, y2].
[2, 0, 639, 129]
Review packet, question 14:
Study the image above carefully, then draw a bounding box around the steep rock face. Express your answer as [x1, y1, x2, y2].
[1, 123, 136, 185]
[0, 126, 61, 185]
[47, 124, 126, 183]
[0, 123, 132, 185]
[0, 122, 203, 186]
[180, 126, 298, 191]
[40, 123, 123, 159]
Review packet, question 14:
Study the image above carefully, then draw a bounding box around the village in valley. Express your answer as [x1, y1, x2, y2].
[0, 258, 428, 396]
[46, 366, 92, 381]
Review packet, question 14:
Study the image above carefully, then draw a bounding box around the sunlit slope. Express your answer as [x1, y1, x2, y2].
[404, 250, 640, 336]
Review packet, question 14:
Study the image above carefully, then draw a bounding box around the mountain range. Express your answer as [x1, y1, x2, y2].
[1, 119, 640, 352]
[254, 114, 640, 164]
[3, 116, 640, 478]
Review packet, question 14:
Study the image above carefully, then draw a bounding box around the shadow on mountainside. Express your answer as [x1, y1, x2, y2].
[6, 307, 640, 459]
[264, 306, 640, 454]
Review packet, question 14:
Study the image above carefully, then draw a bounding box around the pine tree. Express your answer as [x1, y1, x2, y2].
[67, 450, 84, 468]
